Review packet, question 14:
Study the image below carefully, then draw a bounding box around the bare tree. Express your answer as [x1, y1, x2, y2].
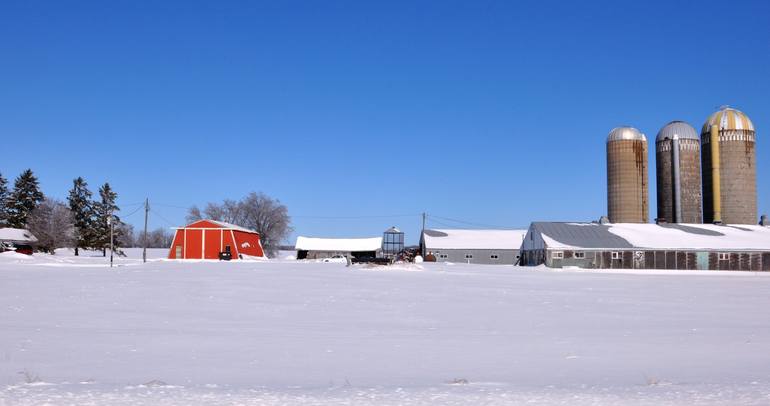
[27, 198, 75, 254]
[238, 192, 292, 257]
[186, 206, 203, 223]
[186, 192, 292, 257]
[134, 227, 174, 248]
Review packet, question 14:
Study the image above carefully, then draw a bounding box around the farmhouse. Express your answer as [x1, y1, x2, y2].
[295, 236, 382, 260]
[520, 222, 770, 271]
[420, 229, 527, 265]
[0, 228, 38, 254]
[168, 220, 265, 260]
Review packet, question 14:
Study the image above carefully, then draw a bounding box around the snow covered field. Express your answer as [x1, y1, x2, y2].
[2, 251, 770, 405]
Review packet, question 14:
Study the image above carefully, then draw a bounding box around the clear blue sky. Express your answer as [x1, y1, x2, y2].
[1, 0, 769, 245]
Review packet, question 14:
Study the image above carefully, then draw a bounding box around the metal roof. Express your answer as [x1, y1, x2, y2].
[530, 222, 770, 251]
[423, 229, 527, 250]
[656, 121, 699, 142]
[702, 106, 754, 133]
[0, 228, 38, 243]
[295, 236, 383, 252]
[531, 222, 633, 249]
[607, 126, 646, 142]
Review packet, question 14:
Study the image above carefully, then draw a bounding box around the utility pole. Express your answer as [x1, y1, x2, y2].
[108, 214, 114, 268]
[421, 212, 426, 257]
[142, 198, 149, 263]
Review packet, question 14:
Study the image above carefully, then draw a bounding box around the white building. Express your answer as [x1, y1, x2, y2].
[295, 236, 383, 260]
[420, 229, 527, 265]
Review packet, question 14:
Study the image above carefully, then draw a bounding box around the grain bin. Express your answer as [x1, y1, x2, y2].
[607, 127, 649, 223]
[701, 106, 757, 224]
[656, 121, 702, 223]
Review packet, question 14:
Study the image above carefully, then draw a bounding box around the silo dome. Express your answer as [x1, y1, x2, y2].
[607, 126, 646, 142]
[702, 106, 754, 133]
[656, 121, 699, 142]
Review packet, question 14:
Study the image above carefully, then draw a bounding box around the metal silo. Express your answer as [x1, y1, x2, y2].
[701, 106, 757, 224]
[655, 121, 702, 223]
[607, 127, 649, 223]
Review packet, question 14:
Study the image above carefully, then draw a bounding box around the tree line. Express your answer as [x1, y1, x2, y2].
[0, 170, 172, 255]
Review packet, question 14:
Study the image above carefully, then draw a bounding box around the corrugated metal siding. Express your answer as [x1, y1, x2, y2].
[431, 249, 520, 265]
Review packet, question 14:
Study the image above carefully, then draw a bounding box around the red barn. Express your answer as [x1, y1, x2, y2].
[168, 220, 266, 260]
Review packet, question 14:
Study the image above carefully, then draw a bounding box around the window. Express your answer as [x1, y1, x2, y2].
[718, 253, 730, 260]
[611, 252, 621, 260]
[574, 252, 585, 259]
[490, 254, 499, 260]
[465, 254, 473, 259]
[552, 251, 563, 259]
[439, 254, 448, 259]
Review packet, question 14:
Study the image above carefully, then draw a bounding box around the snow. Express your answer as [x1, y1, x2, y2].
[2, 253, 770, 404]
[423, 229, 527, 250]
[0, 227, 38, 243]
[295, 236, 383, 252]
[608, 223, 770, 250]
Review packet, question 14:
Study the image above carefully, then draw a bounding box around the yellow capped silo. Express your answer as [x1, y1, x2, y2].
[701, 106, 757, 224]
[607, 127, 649, 223]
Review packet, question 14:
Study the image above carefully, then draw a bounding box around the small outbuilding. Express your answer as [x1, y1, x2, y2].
[0, 228, 38, 255]
[520, 222, 770, 271]
[168, 220, 265, 260]
[420, 229, 527, 265]
[295, 236, 382, 260]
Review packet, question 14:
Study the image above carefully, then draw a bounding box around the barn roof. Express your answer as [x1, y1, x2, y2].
[531, 222, 770, 251]
[423, 229, 527, 250]
[0, 228, 38, 243]
[295, 236, 382, 252]
[178, 219, 258, 234]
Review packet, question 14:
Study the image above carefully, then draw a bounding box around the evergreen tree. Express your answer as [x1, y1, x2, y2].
[5, 169, 44, 228]
[0, 172, 8, 226]
[93, 183, 124, 256]
[67, 177, 95, 256]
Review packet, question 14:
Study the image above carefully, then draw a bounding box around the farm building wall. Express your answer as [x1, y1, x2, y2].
[522, 248, 770, 271]
[299, 250, 379, 260]
[168, 223, 264, 260]
[429, 248, 520, 265]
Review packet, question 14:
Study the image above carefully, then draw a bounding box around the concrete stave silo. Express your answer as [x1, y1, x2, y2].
[701, 107, 757, 224]
[607, 127, 649, 223]
[655, 121, 702, 223]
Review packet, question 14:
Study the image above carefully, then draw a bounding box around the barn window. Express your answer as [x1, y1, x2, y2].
[465, 254, 473, 259]
[611, 252, 621, 259]
[718, 253, 730, 261]
[439, 254, 448, 259]
[574, 252, 585, 259]
[552, 251, 563, 259]
[490, 254, 499, 260]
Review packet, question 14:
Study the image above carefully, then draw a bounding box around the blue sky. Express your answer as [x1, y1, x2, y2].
[1, 0, 769, 245]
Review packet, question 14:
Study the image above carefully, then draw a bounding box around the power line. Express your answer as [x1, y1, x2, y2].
[152, 203, 190, 210]
[149, 208, 179, 228]
[121, 205, 144, 219]
[427, 214, 526, 230]
[293, 214, 420, 220]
